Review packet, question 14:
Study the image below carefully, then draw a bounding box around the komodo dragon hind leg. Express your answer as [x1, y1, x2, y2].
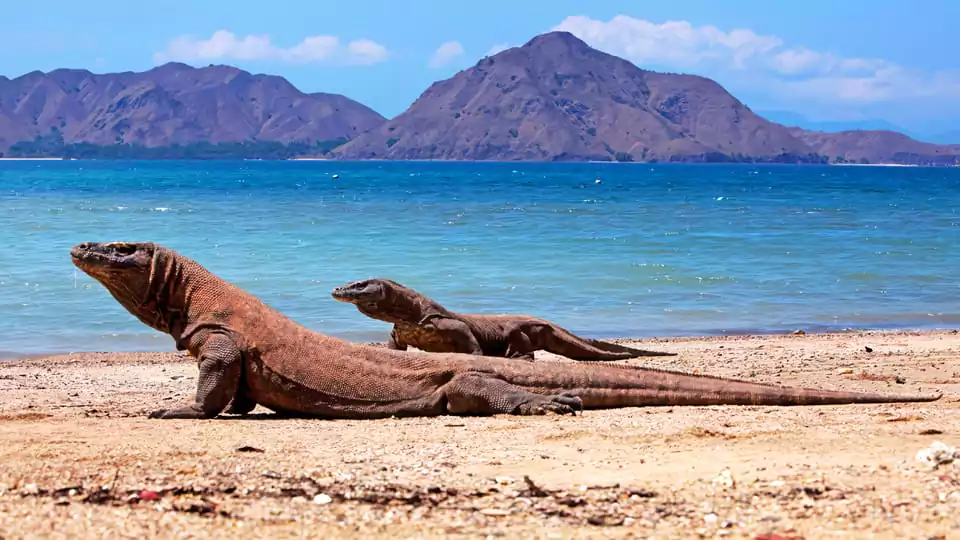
[504, 329, 536, 360]
[443, 372, 583, 416]
[149, 334, 243, 419]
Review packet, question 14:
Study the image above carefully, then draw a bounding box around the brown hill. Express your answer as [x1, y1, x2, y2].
[335, 32, 959, 165]
[789, 128, 960, 165]
[0, 63, 385, 150]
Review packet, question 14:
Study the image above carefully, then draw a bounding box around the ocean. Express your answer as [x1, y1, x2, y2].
[1, 160, 958, 358]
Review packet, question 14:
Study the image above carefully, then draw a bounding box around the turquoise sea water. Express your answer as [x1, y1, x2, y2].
[1, 160, 958, 358]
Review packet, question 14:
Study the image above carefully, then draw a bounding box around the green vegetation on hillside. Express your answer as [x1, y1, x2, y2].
[0, 132, 347, 160]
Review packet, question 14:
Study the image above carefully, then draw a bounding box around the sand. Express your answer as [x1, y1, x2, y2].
[1, 330, 959, 539]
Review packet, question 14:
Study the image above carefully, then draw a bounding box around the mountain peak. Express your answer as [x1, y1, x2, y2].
[523, 31, 588, 48]
[516, 30, 599, 59]
[152, 61, 195, 72]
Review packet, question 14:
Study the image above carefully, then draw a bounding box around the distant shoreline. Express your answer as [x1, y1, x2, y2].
[831, 162, 919, 167]
[0, 157, 68, 161]
[0, 156, 954, 167]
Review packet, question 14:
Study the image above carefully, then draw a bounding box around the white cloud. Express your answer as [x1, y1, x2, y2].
[428, 41, 465, 68]
[153, 30, 389, 66]
[484, 43, 511, 57]
[343, 39, 390, 65]
[554, 15, 781, 70]
[552, 15, 960, 109]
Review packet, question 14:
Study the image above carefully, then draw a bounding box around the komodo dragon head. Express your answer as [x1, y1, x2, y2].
[70, 242, 182, 334]
[331, 278, 435, 324]
[331, 278, 398, 308]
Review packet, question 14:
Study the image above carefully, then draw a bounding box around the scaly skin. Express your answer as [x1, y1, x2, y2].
[71, 242, 942, 420]
[331, 278, 676, 361]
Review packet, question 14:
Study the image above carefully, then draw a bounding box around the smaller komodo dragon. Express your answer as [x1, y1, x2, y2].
[331, 278, 675, 361]
[71, 241, 942, 421]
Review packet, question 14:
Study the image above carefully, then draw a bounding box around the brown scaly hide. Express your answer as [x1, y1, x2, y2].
[73, 242, 943, 420]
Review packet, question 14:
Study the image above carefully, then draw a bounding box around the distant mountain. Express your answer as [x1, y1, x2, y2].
[335, 32, 960, 165]
[335, 32, 817, 163]
[758, 110, 911, 136]
[789, 128, 960, 165]
[0, 63, 385, 153]
[757, 111, 960, 146]
[1, 34, 958, 164]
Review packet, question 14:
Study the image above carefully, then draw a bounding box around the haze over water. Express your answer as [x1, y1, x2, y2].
[1, 160, 958, 357]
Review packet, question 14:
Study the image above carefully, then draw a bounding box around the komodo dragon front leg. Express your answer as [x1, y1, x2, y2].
[386, 328, 407, 351]
[419, 316, 484, 355]
[223, 389, 257, 415]
[149, 333, 243, 419]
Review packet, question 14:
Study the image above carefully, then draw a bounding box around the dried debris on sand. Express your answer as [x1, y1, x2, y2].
[1, 329, 959, 538]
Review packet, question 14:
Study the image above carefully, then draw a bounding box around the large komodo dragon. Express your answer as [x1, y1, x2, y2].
[70, 241, 942, 420]
[331, 278, 675, 361]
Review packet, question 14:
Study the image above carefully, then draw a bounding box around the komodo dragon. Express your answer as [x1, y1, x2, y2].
[70, 241, 942, 420]
[331, 278, 675, 361]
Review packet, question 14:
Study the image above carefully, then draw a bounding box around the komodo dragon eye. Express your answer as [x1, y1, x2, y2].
[112, 244, 138, 256]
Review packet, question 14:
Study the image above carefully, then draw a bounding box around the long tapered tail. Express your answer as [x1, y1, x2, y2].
[511, 362, 942, 407]
[574, 382, 943, 408]
[582, 336, 678, 357]
[545, 326, 676, 361]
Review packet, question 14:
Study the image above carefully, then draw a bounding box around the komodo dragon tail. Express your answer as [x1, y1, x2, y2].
[582, 336, 677, 358]
[513, 362, 943, 407]
[544, 325, 677, 361]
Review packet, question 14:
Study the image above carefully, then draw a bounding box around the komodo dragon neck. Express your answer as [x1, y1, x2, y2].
[129, 247, 195, 344]
[104, 247, 251, 352]
[358, 282, 454, 325]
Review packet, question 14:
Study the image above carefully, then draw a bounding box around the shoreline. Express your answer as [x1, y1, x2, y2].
[1, 328, 958, 537]
[2, 326, 958, 363]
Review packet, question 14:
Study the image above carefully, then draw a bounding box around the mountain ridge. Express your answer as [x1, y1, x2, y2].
[0, 62, 385, 153]
[1, 32, 957, 165]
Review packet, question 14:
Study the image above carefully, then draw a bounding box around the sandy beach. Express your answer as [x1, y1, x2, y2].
[1, 329, 958, 538]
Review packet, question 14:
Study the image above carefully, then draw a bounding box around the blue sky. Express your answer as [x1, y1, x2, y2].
[2, 0, 957, 137]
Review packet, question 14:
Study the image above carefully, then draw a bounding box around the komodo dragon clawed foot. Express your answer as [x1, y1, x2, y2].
[442, 373, 583, 416]
[516, 393, 583, 416]
[148, 405, 215, 419]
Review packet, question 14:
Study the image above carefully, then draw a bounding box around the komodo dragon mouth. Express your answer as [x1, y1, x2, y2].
[331, 279, 397, 312]
[331, 279, 385, 303]
[70, 241, 155, 271]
